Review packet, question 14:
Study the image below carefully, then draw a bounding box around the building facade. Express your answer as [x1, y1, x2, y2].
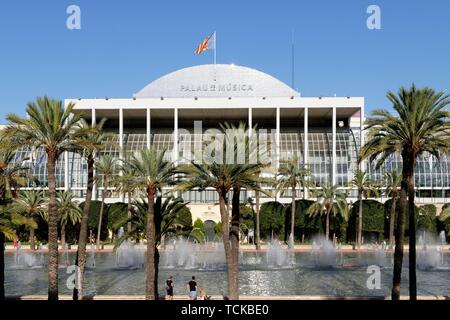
[11, 64, 450, 222]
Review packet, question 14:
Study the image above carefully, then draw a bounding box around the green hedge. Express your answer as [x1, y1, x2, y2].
[285, 199, 322, 240]
[437, 204, 450, 239]
[417, 204, 437, 234]
[332, 214, 348, 244]
[193, 218, 204, 231]
[214, 222, 223, 236]
[260, 201, 285, 240]
[107, 202, 128, 233]
[384, 198, 420, 238]
[20, 212, 80, 244]
[80, 200, 109, 241]
[348, 200, 385, 242]
[174, 206, 193, 229]
[239, 205, 254, 231]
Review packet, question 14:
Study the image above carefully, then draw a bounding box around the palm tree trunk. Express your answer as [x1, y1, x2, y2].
[405, 157, 417, 300]
[325, 211, 330, 240]
[290, 186, 296, 247]
[127, 192, 132, 234]
[0, 233, 5, 300]
[154, 247, 160, 299]
[61, 226, 66, 251]
[255, 190, 261, 250]
[145, 190, 156, 300]
[358, 192, 363, 249]
[333, 216, 336, 245]
[391, 165, 408, 300]
[30, 228, 36, 251]
[389, 194, 397, 250]
[229, 187, 240, 300]
[96, 177, 108, 250]
[47, 153, 59, 300]
[218, 192, 231, 297]
[74, 155, 94, 300]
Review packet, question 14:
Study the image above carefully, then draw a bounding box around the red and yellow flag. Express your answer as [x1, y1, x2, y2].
[194, 32, 215, 55]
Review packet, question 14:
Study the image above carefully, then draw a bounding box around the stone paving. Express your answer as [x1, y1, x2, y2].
[7, 295, 450, 300]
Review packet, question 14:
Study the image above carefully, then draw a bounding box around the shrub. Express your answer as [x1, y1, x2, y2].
[417, 204, 437, 234]
[384, 198, 420, 239]
[260, 201, 285, 240]
[204, 220, 216, 241]
[80, 200, 109, 241]
[214, 222, 223, 236]
[239, 204, 254, 232]
[348, 200, 385, 242]
[189, 225, 205, 243]
[193, 218, 204, 231]
[286, 199, 320, 241]
[107, 202, 128, 234]
[175, 206, 193, 228]
[437, 204, 450, 239]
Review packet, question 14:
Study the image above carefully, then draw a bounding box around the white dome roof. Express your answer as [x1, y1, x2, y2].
[134, 64, 300, 98]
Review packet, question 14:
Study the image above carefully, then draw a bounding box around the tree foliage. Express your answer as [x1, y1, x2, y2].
[348, 200, 385, 241]
[417, 204, 437, 234]
[259, 201, 285, 239]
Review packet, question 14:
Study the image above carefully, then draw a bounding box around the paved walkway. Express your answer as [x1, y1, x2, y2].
[7, 295, 450, 300]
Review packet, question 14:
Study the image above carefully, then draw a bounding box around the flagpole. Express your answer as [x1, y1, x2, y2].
[291, 29, 295, 89]
[214, 31, 217, 65]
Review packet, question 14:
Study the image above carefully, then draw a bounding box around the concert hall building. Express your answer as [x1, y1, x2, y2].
[12, 64, 450, 221]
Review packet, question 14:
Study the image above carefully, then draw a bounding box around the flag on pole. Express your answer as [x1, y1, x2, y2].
[194, 32, 216, 55]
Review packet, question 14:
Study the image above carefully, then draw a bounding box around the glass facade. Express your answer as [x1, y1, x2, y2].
[366, 152, 450, 198]
[12, 129, 450, 203]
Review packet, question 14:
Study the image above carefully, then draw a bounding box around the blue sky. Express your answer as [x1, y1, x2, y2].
[0, 0, 449, 122]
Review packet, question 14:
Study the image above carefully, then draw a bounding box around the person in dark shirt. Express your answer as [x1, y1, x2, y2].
[165, 275, 174, 300]
[187, 276, 197, 300]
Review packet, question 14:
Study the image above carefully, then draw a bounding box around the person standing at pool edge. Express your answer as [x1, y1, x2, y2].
[165, 275, 174, 300]
[187, 276, 197, 300]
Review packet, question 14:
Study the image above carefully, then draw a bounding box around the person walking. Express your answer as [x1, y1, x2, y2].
[165, 275, 174, 300]
[187, 276, 197, 300]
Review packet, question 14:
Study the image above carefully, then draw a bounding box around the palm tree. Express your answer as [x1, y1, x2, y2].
[126, 147, 176, 300]
[224, 123, 268, 299]
[277, 155, 310, 247]
[384, 169, 402, 250]
[0, 148, 30, 200]
[114, 196, 187, 296]
[254, 187, 261, 250]
[57, 191, 82, 249]
[0, 209, 17, 301]
[176, 161, 235, 295]
[40, 191, 82, 249]
[360, 85, 450, 300]
[114, 164, 139, 234]
[72, 118, 113, 300]
[3, 97, 81, 300]
[307, 183, 349, 240]
[11, 191, 46, 250]
[95, 155, 118, 250]
[246, 196, 261, 249]
[351, 170, 380, 249]
[177, 123, 269, 300]
[178, 162, 244, 298]
[0, 141, 34, 300]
